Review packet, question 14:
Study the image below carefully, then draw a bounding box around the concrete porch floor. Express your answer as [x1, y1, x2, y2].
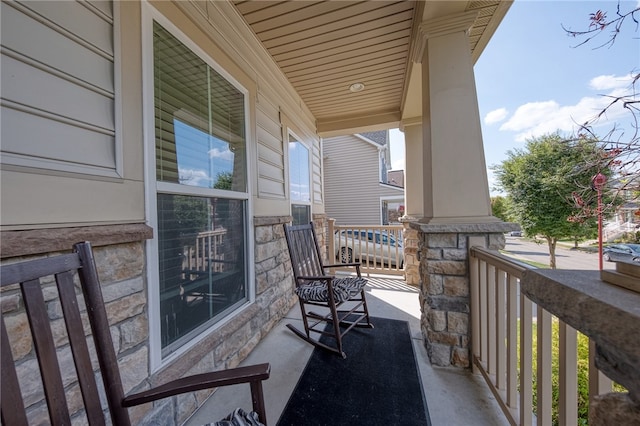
[185, 276, 509, 426]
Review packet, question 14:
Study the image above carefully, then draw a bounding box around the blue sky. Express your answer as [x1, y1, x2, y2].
[390, 0, 639, 194]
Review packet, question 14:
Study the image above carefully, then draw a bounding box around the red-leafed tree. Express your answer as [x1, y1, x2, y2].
[562, 3, 639, 229]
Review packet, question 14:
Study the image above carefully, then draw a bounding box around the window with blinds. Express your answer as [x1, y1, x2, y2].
[153, 21, 249, 355]
[289, 136, 311, 225]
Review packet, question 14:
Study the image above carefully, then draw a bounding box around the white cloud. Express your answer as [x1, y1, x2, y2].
[179, 167, 209, 186]
[208, 147, 234, 161]
[589, 74, 634, 91]
[484, 108, 509, 125]
[499, 74, 635, 142]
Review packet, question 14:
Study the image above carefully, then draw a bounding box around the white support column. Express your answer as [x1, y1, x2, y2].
[402, 123, 425, 220]
[415, 11, 498, 224]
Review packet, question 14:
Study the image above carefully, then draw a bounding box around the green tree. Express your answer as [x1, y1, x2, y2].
[493, 133, 610, 268]
[213, 171, 233, 190]
[491, 196, 513, 223]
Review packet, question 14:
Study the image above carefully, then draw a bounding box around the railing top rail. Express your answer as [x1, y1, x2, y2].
[333, 224, 404, 230]
[469, 245, 532, 278]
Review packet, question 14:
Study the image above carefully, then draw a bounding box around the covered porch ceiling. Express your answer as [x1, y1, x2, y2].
[231, 0, 512, 137]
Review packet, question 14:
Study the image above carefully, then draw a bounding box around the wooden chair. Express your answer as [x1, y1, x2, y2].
[0, 241, 270, 426]
[283, 223, 373, 358]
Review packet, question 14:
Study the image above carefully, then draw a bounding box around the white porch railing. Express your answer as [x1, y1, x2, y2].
[183, 229, 227, 275]
[469, 246, 614, 425]
[327, 219, 404, 276]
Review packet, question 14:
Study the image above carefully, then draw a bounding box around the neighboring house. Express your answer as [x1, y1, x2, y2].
[0, 1, 512, 423]
[604, 186, 640, 240]
[324, 130, 404, 225]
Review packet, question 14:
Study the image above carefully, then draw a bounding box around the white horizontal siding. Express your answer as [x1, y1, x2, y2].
[2, 55, 115, 130]
[323, 134, 383, 225]
[2, 4, 114, 92]
[312, 139, 322, 205]
[256, 93, 285, 199]
[0, 0, 117, 176]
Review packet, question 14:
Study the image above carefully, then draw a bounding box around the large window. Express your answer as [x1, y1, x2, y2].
[153, 21, 249, 356]
[289, 136, 311, 225]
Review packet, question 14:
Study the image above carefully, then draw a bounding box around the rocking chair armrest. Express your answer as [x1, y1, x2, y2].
[121, 363, 270, 407]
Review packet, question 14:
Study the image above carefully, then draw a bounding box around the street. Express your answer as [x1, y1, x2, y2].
[502, 236, 615, 271]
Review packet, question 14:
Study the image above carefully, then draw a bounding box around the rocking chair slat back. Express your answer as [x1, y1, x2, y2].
[283, 223, 325, 280]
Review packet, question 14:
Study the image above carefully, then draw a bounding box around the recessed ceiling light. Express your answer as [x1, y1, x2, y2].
[349, 82, 365, 92]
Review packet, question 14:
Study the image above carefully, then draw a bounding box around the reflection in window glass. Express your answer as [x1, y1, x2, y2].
[289, 138, 310, 225]
[157, 194, 246, 353]
[174, 120, 237, 189]
[289, 140, 310, 203]
[154, 22, 246, 191]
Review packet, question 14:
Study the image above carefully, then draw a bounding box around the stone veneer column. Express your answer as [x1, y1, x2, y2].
[401, 217, 420, 286]
[415, 222, 510, 367]
[311, 213, 329, 261]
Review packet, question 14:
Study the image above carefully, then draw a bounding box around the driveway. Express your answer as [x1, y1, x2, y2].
[502, 236, 615, 271]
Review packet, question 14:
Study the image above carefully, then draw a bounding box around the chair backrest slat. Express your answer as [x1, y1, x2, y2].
[22, 279, 72, 425]
[283, 223, 325, 283]
[57, 272, 106, 426]
[1, 318, 29, 426]
[74, 242, 131, 426]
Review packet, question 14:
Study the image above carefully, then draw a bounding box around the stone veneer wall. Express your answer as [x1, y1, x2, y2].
[0, 218, 297, 424]
[414, 222, 510, 367]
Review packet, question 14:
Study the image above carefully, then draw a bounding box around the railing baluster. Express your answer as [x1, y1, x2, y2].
[559, 321, 578, 426]
[506, 274, 518, 412]
[488, 264, 497, 376]
[479, 259, 488, 365]
[470, 249, 480, 375]
[496, 268, 506, 391]
[536, 307, 552, 426]
[520, 293, 533, 426]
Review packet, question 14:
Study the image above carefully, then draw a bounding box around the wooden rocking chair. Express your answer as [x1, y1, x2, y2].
[1, 241, 270, 426]
[283, 223, 373, 358]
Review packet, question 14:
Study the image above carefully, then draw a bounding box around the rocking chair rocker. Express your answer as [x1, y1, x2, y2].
[283, 223, 373, 358]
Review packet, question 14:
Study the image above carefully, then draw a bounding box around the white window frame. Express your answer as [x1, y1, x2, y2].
[380, 195, 405, 225]
[141, 3, 254, 371]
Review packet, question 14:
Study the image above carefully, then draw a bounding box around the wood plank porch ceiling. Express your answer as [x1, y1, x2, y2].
[232, 1, 506, 133]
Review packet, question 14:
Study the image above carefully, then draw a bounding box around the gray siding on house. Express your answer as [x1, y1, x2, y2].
[256, 93, 286, 199]
[1, 1, 117, 175]
[312, 138, 323, 205]
[324, 134, 385, 225]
